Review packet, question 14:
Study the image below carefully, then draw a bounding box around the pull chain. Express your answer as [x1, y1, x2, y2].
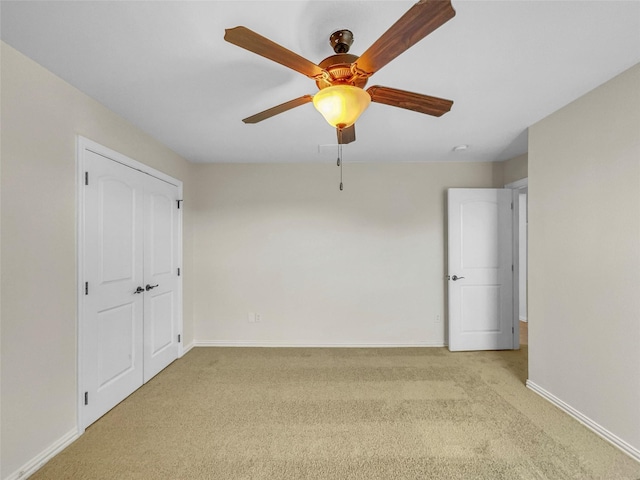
[338, 143, 343, 191]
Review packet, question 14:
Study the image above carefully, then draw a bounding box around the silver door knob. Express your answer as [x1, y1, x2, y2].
[451, 275, 465, 281]
[133, 286, 144, 294]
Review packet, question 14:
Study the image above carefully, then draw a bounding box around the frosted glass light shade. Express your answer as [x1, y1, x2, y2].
[312, 85, 371, 129]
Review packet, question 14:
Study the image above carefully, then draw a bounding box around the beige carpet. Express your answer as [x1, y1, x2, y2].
[32, 347, 639, 479]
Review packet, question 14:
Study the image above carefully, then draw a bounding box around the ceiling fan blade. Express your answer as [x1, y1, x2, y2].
[225, 26, 324, 79]
[367, 86, 453, 117]
[337, 125, 356, 144]
[242, 95, 313, 124]
[355, 0, 455, 76]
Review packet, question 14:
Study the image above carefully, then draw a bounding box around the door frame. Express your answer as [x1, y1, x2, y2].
[505, 178, 528, 349]
[76, 136, 184, 434]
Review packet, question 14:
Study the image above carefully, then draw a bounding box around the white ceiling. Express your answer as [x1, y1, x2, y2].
[2, 1, 639, 164]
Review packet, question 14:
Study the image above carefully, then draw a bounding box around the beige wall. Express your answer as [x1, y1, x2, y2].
[0, 42, 194, 478]
[191, 162, 495, 346]
[493, 153, 528, 186]
[503, 153, 528, 185]
[529, 64, 640, 453]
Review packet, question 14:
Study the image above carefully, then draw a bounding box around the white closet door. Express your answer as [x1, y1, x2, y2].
[143, 175, 180, 381]
[83, 151, 145, 427]
[81, 143, 182, 429]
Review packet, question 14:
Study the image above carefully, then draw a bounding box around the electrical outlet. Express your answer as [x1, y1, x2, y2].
[435, 314, 441, 324]
[255, 314, 261, 323]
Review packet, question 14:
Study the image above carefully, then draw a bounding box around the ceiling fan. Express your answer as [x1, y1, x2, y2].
[224, 0, 456, 145]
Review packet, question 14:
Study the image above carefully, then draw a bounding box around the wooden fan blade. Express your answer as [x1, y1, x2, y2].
[337, 125, 356, 144]
[242, 95, 313, 124]
[367, 86, 453, 117]
[355, 0, 455, 76]
[225, 26, 324, 79]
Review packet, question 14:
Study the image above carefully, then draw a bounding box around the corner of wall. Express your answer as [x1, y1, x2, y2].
[492, 161, 505, 187]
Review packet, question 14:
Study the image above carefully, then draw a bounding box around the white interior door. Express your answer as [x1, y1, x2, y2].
[447, 188, 514, 351]
[82, 151, 145, 427]
[143, 175, 180, 382]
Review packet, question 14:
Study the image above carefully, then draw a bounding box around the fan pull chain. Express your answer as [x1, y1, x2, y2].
[338, 143, 344, 191]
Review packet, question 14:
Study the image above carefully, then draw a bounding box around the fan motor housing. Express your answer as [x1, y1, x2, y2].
[315, 54, 368, 91]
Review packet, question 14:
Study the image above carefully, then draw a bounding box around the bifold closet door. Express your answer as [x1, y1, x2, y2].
[83, 151, 180, 427]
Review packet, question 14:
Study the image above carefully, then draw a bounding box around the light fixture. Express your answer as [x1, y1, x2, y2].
[312, 85, 371, 129]
[453, 144, 469, 152]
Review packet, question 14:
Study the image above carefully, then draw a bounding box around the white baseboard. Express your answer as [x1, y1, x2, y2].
[193, 341, 446, 348]
[526, 380, 640, 462]
[5, 428, 79, 480]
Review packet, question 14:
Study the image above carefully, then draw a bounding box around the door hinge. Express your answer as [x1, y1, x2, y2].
[511, 202, 513, 210]
[177, 199, 183, 209]
[177, 267, 181, 276]
[512, 264, 514, 272]
[512, 327, 514, 334]
[85, 282, 89, 295]
[85, 172, 89, 185]
[178, 334, 181, 343]
[84, 392, 89, 405]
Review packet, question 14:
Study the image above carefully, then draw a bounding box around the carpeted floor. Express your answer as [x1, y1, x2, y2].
[32, 347, 640, 479]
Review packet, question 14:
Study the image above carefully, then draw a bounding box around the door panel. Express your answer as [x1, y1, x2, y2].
[148, 192, 173, 275]
[83, 151, 144, 427]
[461, 286, 500, 332]
[149, 291, 174, 354]
[461, 201, 499, 268]
[143, 176, 180, 382]
[97, 303, 136, 388]
[99, 179, 137, 283]
[448, 188, 513, 351]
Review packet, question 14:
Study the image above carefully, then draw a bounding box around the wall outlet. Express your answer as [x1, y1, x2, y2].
[435, 314, 441, 324]
[255, 313, 261, 323]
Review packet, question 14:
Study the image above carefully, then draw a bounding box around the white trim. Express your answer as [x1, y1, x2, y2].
[511, 188, 520, 349]
[526, 380, 640, 462]
[176, 182, 184, 359]
[506, 178, 528, 346]
[193, 341, 446, 348]
[76, 136, 184, 431]
[505, 177, 528, 190]
[79, 137, 180, 187]
[5, 428, 79, 480]
[76, 137, 86, 436]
